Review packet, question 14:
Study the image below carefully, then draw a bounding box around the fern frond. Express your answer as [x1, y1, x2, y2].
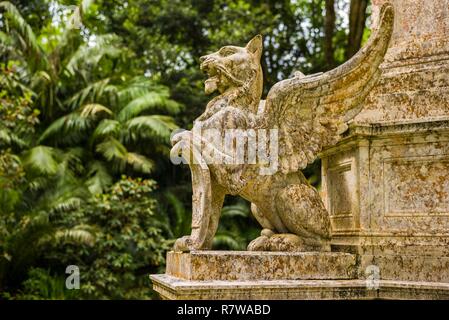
[54, 226, 96, 247]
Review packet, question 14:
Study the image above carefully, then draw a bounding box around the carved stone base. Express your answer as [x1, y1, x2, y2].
[164, 251, 356, 281]
[150, 275, 449, 300]
[150, 250, 449, 300]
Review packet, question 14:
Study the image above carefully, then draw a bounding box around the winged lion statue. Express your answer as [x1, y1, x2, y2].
[170, 3, 394, 252]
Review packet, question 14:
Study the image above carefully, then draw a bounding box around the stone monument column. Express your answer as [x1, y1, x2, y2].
[356, 0, 449, 122]
[320, 0, 449, 284]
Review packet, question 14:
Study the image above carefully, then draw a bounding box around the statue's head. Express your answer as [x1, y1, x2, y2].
[199, 35, 263, 101]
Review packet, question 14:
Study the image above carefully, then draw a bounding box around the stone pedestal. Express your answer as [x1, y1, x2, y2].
[164, 251, 356, 281]
[151, 251, 449, 300]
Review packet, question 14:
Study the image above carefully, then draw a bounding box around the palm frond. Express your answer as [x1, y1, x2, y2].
[64, 34, 122, 77]
[96, 137, 127, 162]
[162, 190, 190, 237]
[51, 197, 82, 213]
[28, 176, 50, 192]
[92, 119, 121, 142]
[0, 128, 27, 148]
[38, 112, 92, 145]
[80, 103, 112, 118]
[86, 161, 113, 194]
[21, 146, 59, 176]
[65, 78, 111, 110]
[124, 115, 178, 143]
[125, 152, 154, 174]
[0, 1, 46, 70]
[116, 76, 155, 105]
[30, 70, 51, 87]
[117, 92, 180, 122]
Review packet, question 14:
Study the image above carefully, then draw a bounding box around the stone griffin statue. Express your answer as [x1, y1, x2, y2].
[171, 3, 394, 252]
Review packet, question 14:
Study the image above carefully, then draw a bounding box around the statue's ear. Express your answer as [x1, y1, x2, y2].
[246, 34, 263, 59]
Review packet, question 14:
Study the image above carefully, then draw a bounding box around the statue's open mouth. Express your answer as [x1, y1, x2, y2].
[201, 62, 221, 94]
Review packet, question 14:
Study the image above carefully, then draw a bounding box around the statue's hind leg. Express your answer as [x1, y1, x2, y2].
[248, 183, 331, 252]
[274, 183, 331, 251]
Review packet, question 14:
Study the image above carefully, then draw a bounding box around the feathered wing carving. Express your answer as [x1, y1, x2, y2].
[260, 3, 394, 174]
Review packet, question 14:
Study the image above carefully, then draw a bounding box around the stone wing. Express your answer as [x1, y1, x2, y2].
[261, 3, 394, 174]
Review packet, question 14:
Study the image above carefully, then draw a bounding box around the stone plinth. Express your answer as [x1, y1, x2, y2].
[320, 118, 449, 281]
[151, 251, 449, 299]
[151, 275, 449, 300]
[165, 251, 356, 281]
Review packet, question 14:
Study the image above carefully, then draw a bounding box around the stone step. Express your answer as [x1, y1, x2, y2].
[166, 250, 357, 281]
[150, 274, 449, 300]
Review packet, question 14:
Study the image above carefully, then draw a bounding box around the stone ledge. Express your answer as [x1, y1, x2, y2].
[150, 274, 449, 300]
[165, 251, 357, 281]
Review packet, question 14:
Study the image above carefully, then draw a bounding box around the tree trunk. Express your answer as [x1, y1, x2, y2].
[346, 0, 369, 59]
[324, 0, 336, 68]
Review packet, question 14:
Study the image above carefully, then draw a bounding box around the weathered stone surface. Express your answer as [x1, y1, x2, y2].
[355, 0, 449, 123]
[321, 118, 449, 240]
[320, 118, 449, 273]
[166, 251, 356, 281]
[151, 275, 449, 300]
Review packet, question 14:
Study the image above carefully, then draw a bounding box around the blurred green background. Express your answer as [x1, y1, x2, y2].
[0, 0, 370, 299]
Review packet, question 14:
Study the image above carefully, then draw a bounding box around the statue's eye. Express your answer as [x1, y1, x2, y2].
[219, 48, 236, 57]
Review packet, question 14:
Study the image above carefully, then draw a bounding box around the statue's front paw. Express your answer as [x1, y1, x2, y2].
[173, 236, 199, 252]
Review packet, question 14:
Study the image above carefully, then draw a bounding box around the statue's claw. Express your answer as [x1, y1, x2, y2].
[173, 235, 200, 252]
[170, 130, 191, 146]
[247, 235, 269, 251]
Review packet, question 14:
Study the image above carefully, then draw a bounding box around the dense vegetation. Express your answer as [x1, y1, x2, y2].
[0, 0, 370, 299]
